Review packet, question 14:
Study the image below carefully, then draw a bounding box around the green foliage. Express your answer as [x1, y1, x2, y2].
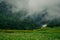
[0, 27, 60, 40]
[0, 12, 38, 29]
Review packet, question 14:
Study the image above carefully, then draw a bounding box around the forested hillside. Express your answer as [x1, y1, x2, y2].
[0, 1, 60, 30]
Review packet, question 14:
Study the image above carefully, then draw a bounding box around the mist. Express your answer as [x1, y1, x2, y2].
[0, 0, 60, 26]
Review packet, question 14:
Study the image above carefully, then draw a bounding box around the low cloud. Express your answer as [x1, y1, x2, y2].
[0, 0, 60, 25]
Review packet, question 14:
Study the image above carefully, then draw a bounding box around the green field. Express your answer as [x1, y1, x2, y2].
[0, 27, 60, 40]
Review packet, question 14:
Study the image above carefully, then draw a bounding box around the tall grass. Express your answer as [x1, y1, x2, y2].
[0, 27, 60, 40]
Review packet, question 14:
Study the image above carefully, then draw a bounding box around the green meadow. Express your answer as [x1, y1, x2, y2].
[0, 27, 60, 40]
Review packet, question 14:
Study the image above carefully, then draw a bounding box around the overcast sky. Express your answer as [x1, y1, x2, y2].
[0, 0, 60, 22]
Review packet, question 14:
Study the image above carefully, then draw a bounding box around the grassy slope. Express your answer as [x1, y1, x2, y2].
[0, 27, 60, 40]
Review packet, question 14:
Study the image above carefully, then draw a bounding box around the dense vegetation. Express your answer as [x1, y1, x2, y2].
[0, 27, 60, 40]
